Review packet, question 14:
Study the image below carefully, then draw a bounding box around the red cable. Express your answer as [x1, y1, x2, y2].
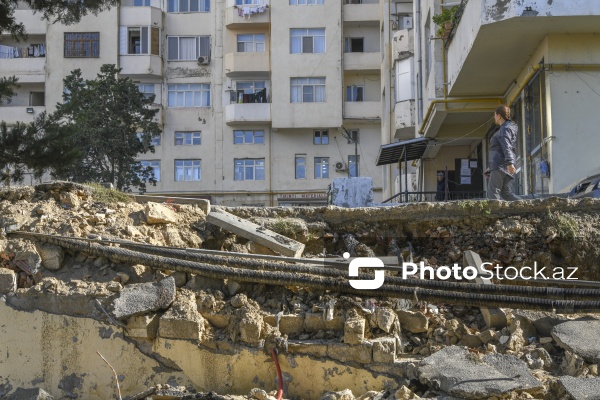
[271, 349, 284, 400]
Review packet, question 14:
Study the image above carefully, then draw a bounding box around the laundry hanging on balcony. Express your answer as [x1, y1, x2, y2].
[237, 5, 268, 19]
[0, 44, 46, 59]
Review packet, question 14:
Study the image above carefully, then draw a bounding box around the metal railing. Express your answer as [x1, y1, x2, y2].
[383, 191, 486, 203]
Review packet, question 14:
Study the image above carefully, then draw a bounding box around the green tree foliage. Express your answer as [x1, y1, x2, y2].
[0, 114, 79, 184]
[52, 64, 162, 192]
[0, 76, 19, 105]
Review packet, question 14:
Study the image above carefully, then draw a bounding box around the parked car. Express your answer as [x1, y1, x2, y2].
[568, 173, 600, 198]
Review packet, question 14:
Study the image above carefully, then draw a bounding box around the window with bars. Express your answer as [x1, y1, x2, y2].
[313, 130, 329, 145]
[175, 131, 201, 145]
[167, 84, 210, 107]
[168, 0, 210, 12]
[175, 159, 201, 181]
[234, 159, 265, 181]
[290, 28, 325, 54]
[167, 36, 210, 61]
[314, 157, 329, 179]
[234, 130, 264, 144]
[237, 34, 265, 52]
[140, 160, 161, 181]
[64, 32, 100, 58]
[291, 78, 326, 103]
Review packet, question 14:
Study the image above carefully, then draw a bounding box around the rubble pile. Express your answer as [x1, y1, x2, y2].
[1, 183, 600, 399]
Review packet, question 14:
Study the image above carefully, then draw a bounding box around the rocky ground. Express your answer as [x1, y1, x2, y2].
[1, 183, 600, 400]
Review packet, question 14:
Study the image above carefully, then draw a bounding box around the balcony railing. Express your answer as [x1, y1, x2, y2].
[0, 106, 45, 124]
[120, 54, 162, 79]
[225, 103, 271, 125]
[344, 101, 381, 119]
[224, 53, 269, 76]
[343, 51, 380, 72]
[383, 191, 486, 203]
[0, 57, 45, 83]
[343, 1, 380, 23]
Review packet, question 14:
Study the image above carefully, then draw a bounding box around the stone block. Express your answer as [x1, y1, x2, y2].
[396, 310, 428, 333]
[111, 276, 176, 320]
[239, 315, 263, 344]
[375, 307, 396, 333]
[36, 243, 64, 271]
[0, 268, 17, 294]
[170, 271, 187, 287]
[287, 341, 329, 358]
[158, 290, 204, 340]
[328, 343, 372, 364]
[126, 314, 160, 339]
[344, 318, 365, 345]
[145, 202, 178, 224]
[264, 314, 304, 336]
[203, 313, 231, 329]
[304, 313, 344, 332]
[373, 338, 396, 363]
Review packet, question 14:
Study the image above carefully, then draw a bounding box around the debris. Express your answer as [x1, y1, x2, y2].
[144, 202, 178, 224]
[111, 276, 176, 319]
[552, 319, 600, 364]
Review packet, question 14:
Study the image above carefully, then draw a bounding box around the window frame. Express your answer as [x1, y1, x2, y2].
[64, 32, 100, 58]
[346, 85, 364, 102]
[175, 131, 202, 146]
[234, 158, 265, 181]
[313, 130, 329, 145]
[348, 155, 360, 178]
[314, 157, 329, 179]
[344, 37, 364, 53]
[167, 35, 211, 61]
[140, 160, 161, 182]
[234, 130, 264, 145]
[290, 28, 325, 54]
[167, 0, 210, 13]
[346, 129, 359, 144]
[167, 83, 211, 108]
[295, 155, 307, 179]
[290, 77, 326, 103]
[174, 159, 202, 182]
[237, 34, 265, 53]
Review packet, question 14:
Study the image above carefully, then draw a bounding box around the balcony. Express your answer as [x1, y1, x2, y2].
[120, 55, 162, 79]
[393, 29, 414, 58]
[0, 57, 45, 83]
[344, 101, 380, 120]
[120, 1, 163, 28]
[225, 1, 270, 29]
[224, 53, 269, 77]
[225, 103, 271, 125]
[343, 2, 380, 25]
[447, 0, 600, 96]
[12, 10, 46, 35]
[394, 100, 416, 140]
[343, 52, 380, 73]
[0, 106, 45, 124]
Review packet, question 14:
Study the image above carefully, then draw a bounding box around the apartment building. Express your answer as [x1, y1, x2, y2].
[385, 0, 600, 201]
[0, 0, 392, 206]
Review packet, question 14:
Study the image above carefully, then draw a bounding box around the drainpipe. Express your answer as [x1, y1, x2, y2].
[388, 0, 394, 198]
[268, 1, 273, 206]
[441, 0, 448, 101]
[415, 0, 423, 123]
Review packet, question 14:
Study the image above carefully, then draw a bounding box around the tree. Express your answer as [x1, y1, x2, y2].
[51, 64, 162, 192]
[0, 113, 79, 185]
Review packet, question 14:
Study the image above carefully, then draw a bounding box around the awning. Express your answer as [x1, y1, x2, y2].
[376, 137, 430, 166]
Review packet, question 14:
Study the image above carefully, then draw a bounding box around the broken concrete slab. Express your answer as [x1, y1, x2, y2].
[158, 289, 204, 340]
[206, 209, 305, 257]
[36, 243, 64, 271]
[13, 250, 42, 276]
[6, 387, 54, 400]
[126, 313, 160, 339]
[418, 346, 541, 399]
[0, 268, 17, 294]
[513, 309, 569, 337]
[111, 276, 176, 320]
[144, 202, 178, 224]
[552, 319, 600, 364]
[131, 194, 210, 215]
[330, 177, 374, 208]
[463, 251, 507, 329]
[372, 338, 396, 363]
[558, 376, 600, 400]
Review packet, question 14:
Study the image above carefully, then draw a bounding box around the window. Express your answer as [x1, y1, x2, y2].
[344, 37, 364, 53]
[290, 29, 325, 54]
[236, 0, 262, 4]
[290, 0, 324, 4]
[346, 85, 364, 102]
[133, 0, 151, 5]
[138, 84, 155, 100]
[168, 0, 209, 12]
[234, 130, 264, 144]
[234, 159, 265, 181]
[291, 78, 326, 103]
[120, 27, 160, 56]
[175, 160, 201, 181]
[175, 131, 201, 145]
[137, 132, 161, 146]
[313, 130, 329, 145]
[64, 32, 100, 58]
[314, 157, 329, 179]
[140, 160, 161, 181]
[295, 155, 306, 179]
[237, 34, 265, 52]
[346, 129, 359, 144]
[231, 81, 268, 104]
[167, 84, 210, 107]
[348, 155, 359, 177]
[167, 36, 210, 60]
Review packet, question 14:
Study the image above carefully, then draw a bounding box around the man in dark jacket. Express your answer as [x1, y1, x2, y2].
[486, 105, 521, 200]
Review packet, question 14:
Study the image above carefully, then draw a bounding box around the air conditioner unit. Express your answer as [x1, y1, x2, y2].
[335, 161, 348, 172]
[197, 56, 210, 65]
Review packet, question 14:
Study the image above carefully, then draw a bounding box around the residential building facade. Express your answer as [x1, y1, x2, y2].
[0, 0, 389, 206]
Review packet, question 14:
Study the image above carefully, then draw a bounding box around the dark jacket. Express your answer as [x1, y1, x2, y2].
[489, 121, 518, 174]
